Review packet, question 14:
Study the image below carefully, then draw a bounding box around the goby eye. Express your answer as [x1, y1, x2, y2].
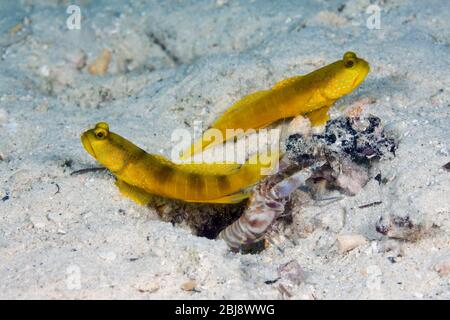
[94, 122, 109, 139]
[345, 59, 355, 68]
[343, 51, 357, 68]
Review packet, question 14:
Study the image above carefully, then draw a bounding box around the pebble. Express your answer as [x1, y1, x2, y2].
[287, 115, 312, 136]
[432, 255, 450, 277]
[39, 65, 50, 77]
[278, 260, 307, 286]
[180, 280, 197, 291]
[337, 234, 368, 253]
[135, 281, 160, 293]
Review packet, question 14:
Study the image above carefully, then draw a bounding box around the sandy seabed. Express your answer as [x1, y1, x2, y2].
[0, 0, 449, 299]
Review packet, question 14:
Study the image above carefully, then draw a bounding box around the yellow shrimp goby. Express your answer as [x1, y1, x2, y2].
[180, 51, 370, 160]
[81, 122, 276, 204]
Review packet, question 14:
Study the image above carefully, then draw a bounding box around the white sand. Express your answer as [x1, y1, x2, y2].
[0, 0, 449, 299]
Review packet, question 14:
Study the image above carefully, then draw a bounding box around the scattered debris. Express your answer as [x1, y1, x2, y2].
[442, 162, 450, 171]
[374, 173, 389, 185]
[336, 234, 368, 253]
[264, 278, 280, 285]
[287, 115, 397, 164]
[52, 182, 60, 195]
[286, 115, 396, 199]
[88, 49, 111, 76]
[70, 167, 106, 176]
[376, 214, 424, 241]
[62, 159, 74, 168]
[358, 201, 382, 209]
[387, 254, 402, 263]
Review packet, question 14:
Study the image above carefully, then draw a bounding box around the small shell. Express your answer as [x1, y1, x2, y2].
[287, 115, 312, 137]
[336, 234, 367, 253]
[180, 280, 197, 291]
[88, 49, 111, 75]
[135, 281, 160, 293]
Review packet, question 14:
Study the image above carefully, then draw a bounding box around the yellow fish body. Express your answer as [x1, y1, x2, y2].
[81, 122, 274, 204]
[181, 51, 370, 159]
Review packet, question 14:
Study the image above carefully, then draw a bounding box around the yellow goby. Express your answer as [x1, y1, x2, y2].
[81, 122, 275, 204]
[181, 51, 370, 159]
